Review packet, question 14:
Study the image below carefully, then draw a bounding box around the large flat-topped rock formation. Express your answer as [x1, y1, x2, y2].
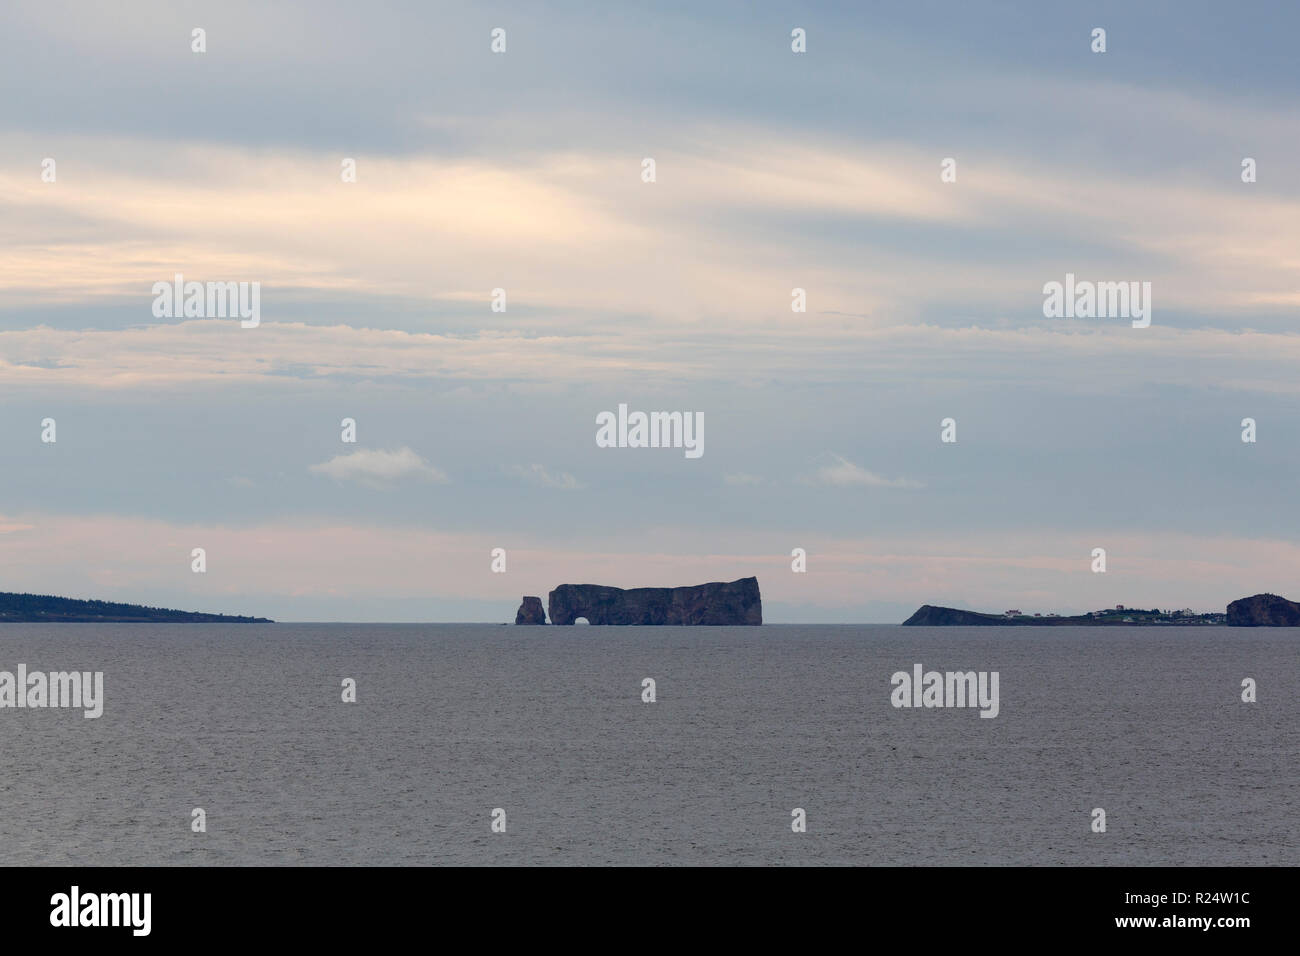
[547, 577, 761, 625]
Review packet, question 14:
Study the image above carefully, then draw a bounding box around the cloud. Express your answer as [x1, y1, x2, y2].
[5, 116, 1299, 333]
[11, 318, 1300, 396]
[505, 463, 584, 490]
[807, 454, 922, 489]
[308, 447, 448, 488]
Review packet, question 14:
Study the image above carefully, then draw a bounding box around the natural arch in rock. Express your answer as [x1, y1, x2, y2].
[546, 578, 761, 625]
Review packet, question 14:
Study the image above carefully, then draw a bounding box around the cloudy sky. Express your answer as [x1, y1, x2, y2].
[2, 0, 1298, 621]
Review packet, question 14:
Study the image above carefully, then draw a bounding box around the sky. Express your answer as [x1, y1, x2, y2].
[2, 0, 1299, 622]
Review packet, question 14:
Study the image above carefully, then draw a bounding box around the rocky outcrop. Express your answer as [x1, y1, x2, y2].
[903, 605, 1018, 626]
[902, 605, 1096, 625]
[514, 596, 547, 624]
[1227, 593, 1300, 626]
[548, 577, 761, 625]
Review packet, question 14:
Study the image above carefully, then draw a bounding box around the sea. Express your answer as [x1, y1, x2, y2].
[0, 623, 1295, 866]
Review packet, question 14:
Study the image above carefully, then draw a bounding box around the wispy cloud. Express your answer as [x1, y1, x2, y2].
[309, 447, 448, 488]
[11, 320, 1300, 395]
[806, 454, 923, 489]
[505, 463, 584, 490]
[5, 120, 1298, 328]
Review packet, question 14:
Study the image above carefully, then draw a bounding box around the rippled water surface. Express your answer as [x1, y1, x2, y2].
[1, 623, 1294, 865]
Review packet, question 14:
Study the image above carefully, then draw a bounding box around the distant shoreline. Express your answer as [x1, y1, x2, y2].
[902, 605, 1225, 626]
[5, 587, 1296, 627]
[0, 591, 272, 624]
[904, 593, 1300, 627]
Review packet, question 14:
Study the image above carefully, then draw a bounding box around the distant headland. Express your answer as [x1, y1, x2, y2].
[516, 577, 761, 625]
[903, 593, 1300, 627]
[0, 592, 272, 623]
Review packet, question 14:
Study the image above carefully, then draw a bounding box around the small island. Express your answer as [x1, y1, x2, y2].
[0, 591, 272, 623]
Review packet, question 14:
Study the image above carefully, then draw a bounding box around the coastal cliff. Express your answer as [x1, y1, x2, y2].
[546, 577, 761, 625]
[1226, 593, 1300, 626]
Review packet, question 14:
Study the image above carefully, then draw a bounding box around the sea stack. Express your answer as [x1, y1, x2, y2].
[514, 596, 547, 624]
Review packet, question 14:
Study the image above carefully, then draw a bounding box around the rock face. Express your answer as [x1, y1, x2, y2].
[548, 577, 761, 625]
[514, 596, 547, 624]
[1226, 593, 1300, 626]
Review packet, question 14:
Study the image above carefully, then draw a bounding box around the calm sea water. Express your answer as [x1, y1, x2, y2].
[0, 623, 1294, 866]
